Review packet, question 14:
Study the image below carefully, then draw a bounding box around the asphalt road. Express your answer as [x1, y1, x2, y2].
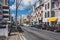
[21, 26, 60, 40]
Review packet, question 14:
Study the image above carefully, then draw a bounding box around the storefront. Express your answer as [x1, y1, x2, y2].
[49, 17, 58, 26]
[48, 17, 58, 31]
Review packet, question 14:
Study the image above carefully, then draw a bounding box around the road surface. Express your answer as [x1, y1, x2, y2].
[21, 26, 60, 40]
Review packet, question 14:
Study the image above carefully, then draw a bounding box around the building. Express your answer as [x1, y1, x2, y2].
[2, 0, 10, 21]
[32, 0, 60, 25]
[0, 0, 10, 37]
[42, 0, 60, 26]
[0, 1, 3, 21]
[31, 0, 44, 25]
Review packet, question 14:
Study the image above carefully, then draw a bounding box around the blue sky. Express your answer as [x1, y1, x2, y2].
[10, 0, 40, 18]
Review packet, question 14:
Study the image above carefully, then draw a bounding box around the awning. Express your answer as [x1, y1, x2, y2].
[49, 17, 58, 22]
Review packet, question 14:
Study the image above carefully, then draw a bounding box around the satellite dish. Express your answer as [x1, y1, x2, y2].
[9, 0, 15, 6]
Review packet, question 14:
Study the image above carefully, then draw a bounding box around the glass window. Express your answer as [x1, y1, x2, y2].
[3, 11, 9, 13]
[45, 12, 47, 18]
[5, 0, 8, 5]
[0, 15, 3, 20]
[51, 11, 55, 17]
[48, 3, 49, 9]
[47, 11, 49, 17]
[0, 4, 2, 10]
[51, 2, 55, 8]
[3, 6, 9, 9]
[45, 11, 49, 18]
[45, 5, 47, 10]
[3, 15, 9, 18]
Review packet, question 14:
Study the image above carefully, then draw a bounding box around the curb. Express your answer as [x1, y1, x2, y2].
[17, 32, 24, 40]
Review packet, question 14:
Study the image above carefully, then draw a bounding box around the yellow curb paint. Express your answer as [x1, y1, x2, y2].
[17, 32, 24, 40]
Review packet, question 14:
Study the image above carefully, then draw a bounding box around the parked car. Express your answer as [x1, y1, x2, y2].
[31, 24, 39, 28]
[42, 23, 47, 29]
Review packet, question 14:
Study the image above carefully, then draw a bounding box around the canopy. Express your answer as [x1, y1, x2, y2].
[49, 17, 58, 22]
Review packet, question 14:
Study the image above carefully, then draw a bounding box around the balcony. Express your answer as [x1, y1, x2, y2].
[3, 6, 9, 9]
[3, 18, 9, 21]
[3, 13, 9, 16]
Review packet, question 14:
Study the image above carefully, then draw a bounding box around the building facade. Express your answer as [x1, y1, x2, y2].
[2, 0, 10, 21]
[0, 1, 3, 21]
[0, 0, 10, 37]
[42, 0, 60, 26]
[32, 0, 60, 26]
[31, 0, 44, 25]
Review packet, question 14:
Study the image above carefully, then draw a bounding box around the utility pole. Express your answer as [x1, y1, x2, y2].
[16, 0, 22, 29]
[16, 0, 18, 29]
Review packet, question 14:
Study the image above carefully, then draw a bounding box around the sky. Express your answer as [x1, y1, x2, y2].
[10, 0, 40, 18]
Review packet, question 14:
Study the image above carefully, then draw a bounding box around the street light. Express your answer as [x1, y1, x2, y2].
[16, 0, 22, 29]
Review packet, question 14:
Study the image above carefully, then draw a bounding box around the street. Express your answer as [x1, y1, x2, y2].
[21, 26, 60, 40]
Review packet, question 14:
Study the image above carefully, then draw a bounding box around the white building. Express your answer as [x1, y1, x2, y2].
[42, 0, 60, 25]
[2, 0, 10, 21]
[0, 0, 9, 37]
[0, 1, 3, 21]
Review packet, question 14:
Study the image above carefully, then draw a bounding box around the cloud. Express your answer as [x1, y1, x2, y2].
[10, 0, 16, 10]
[10, 4, 16, 10]
[18, 0, 39, 10]
[11, 13, 15, 17]
[22, 0, 39, 6]
[10, 0, 40, 11]
[21, 14, 27, 18]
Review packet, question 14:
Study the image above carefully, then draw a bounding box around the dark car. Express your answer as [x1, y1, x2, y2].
[42, 23, 47, 29]
[31, 24, 39, 28]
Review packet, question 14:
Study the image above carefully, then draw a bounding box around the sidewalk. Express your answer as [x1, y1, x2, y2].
[9, 32, 19, 40]
[8, 27, 24, 40]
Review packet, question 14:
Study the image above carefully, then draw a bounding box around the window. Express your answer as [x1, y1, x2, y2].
[3, 6, 9, 9]
[3, 11, 9, 13]
[0, 4, 2, 10]
[41, 11, 43, 13]
[47, 11, 49, 17]
[0, 12, 2, 15]
[45, 5, 47, 10]
[40, 14, 41, 16]
[51, 2, 55, 8]
[45, 11, 49, 18]
[48, 3, 49, 9]
[5, 0, 8, 5]
[3, 15, 9, 18]
[45, 12, 47, 18]
[51, 11, 55, 17]
[0, 15, 3, 20]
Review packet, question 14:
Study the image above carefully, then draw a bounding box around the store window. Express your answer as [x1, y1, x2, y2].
[51, 11, 55, 17]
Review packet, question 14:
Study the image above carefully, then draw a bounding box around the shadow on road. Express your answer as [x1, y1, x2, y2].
[9, 25, 24, 36]
[17, 26, 24, 33]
